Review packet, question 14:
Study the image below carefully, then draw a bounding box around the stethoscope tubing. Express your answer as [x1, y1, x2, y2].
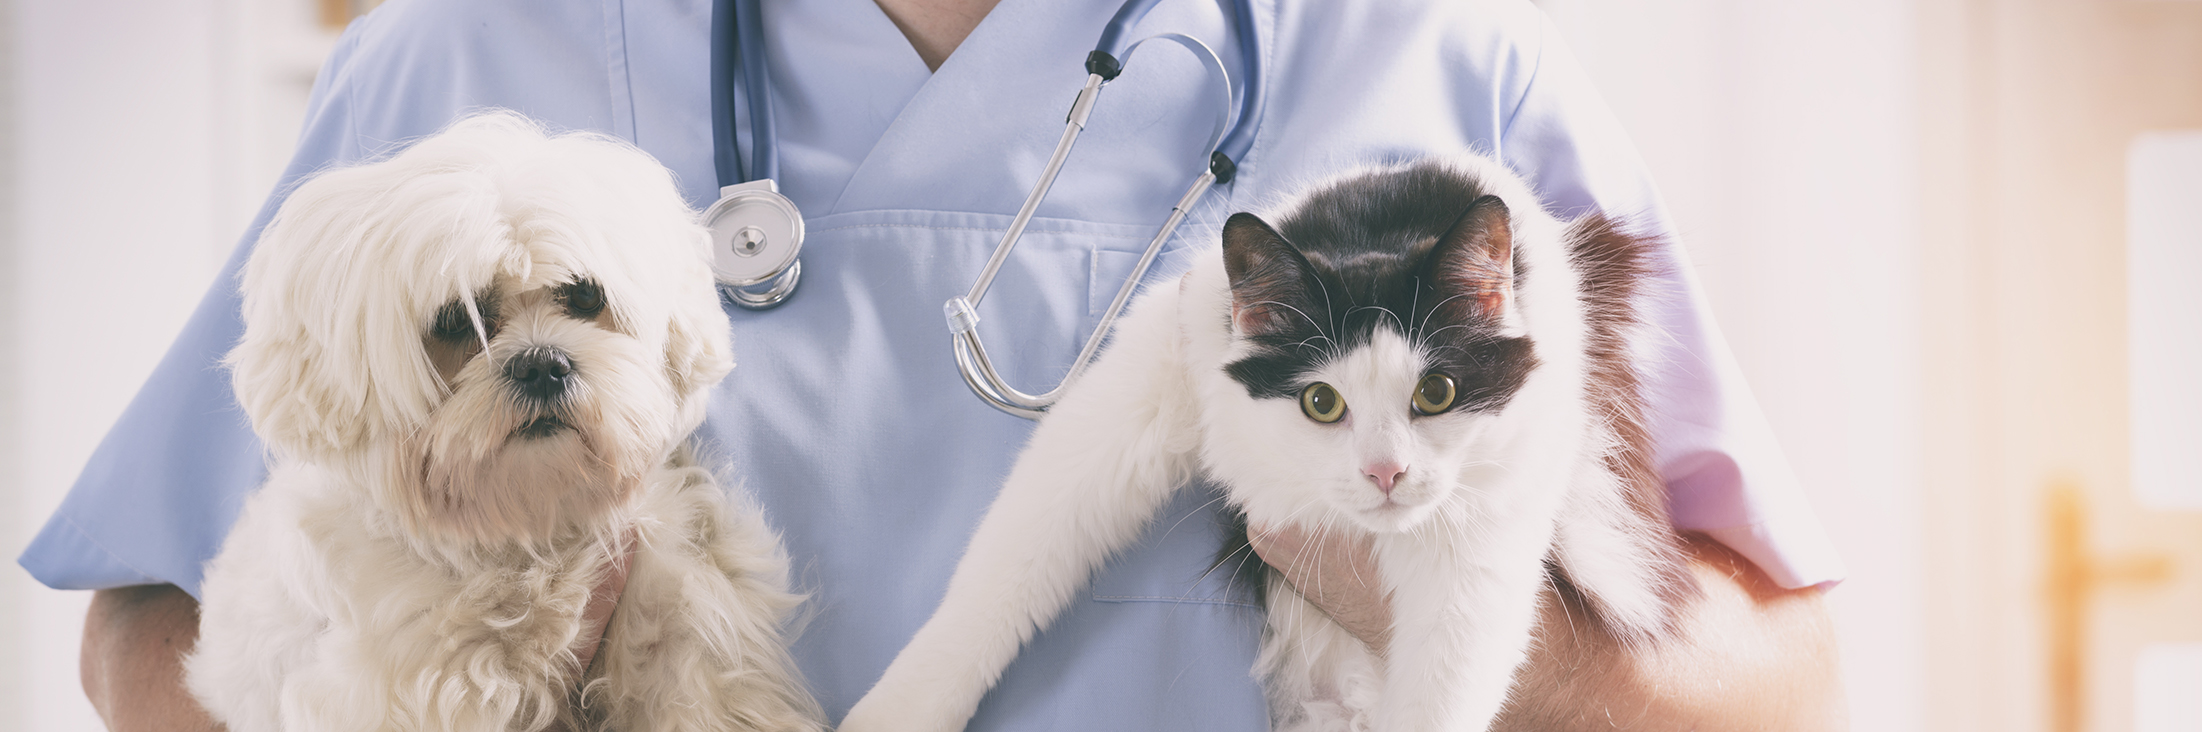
[949, 167, 1216, 416]
[948, 0, 1264, 419]
[712, 0, 779, 189]
[1217, 0, 1262, 164]
[708, 0, 1265, 411]
[714, 0, 1260, 187]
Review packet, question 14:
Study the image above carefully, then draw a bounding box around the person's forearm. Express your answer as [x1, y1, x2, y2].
[1496, 535, 1848, 731]
[83, 584, 225, 732]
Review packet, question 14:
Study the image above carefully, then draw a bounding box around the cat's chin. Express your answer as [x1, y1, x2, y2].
[1345, 501, 1437, 534]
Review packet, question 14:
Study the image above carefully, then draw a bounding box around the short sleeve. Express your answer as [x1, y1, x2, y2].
[15, 20, 375, 595]
[1496, 11, 1845, 589]
[18, 0, 632, 597]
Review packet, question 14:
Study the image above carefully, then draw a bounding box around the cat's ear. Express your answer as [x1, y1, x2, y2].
[1223, 213, 1318, 338]
[1426, 195, 1521, 331]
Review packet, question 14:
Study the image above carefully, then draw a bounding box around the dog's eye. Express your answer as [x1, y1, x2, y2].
[430, 301, 473, 342]
[429, 296, 499, 343]
[559, 279, 605, 319]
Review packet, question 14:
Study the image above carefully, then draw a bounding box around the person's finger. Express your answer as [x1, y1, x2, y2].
[1244, 521, 1392, 654]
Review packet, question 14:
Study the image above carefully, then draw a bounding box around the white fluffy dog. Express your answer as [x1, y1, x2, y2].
[186, 114, 822, 732]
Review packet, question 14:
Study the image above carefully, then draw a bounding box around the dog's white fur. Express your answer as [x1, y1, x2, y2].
[187, 113, 822, 732]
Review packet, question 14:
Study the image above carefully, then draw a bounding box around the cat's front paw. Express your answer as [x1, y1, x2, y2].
[838, 680, 978, 732]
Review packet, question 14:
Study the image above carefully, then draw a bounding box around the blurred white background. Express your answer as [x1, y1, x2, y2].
[1538, 2, 1926, 729]
[2, 0, 333, 728]
[5, 0, 2190, 730]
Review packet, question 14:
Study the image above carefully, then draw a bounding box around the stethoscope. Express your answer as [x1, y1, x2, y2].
[707, 0, 1265, 418]
[706, 0, 804, 309]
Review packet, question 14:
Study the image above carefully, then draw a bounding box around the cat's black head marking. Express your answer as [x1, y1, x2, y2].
[1222, 162, 1540, 414]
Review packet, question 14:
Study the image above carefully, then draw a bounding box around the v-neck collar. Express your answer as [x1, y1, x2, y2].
[830, 0, 1246, 224]
[767, 0, 936, 212]
[618, 0, 1248, 223]
[823, 0, 1113, 216]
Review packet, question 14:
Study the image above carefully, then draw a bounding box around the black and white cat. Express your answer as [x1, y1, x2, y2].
[840, 156, 1697, 732]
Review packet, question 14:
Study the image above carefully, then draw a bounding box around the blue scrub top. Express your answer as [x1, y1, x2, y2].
[22, 0, 1845, 727]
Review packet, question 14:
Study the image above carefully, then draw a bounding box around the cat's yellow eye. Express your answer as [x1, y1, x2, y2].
[1300, 382, 1347, 423]
[1413, 373, 1457, 415]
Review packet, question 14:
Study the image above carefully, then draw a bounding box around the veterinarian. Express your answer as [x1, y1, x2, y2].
[31, 0, 1850, 729]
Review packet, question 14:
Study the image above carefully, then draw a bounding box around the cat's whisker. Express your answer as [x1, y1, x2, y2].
[1289, 335, 1339, 356]
[1419, 322, 1482, 340]
[1195, 533, 1264, 590]
[1303, 515, 1338, 598]
[1408, 274, 1425, 341]
[1249, 298, 1328, 338]
[1266, 495, 1332, 535]
[1305, 271, 1340, 340]
[1414, 292, 1474, 337]
[1554, 570, 1584, 650]
[1253, 499, 1340, 592]
[1342, 304, 1410, 340]
[1164, 491, 1236, 540]
[1318, 516, 1383, 604]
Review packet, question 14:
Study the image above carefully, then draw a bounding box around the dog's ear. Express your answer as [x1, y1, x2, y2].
[662, 230, 736, 423]
[229, 150, 513, 460]
[227, 320, 357, 461]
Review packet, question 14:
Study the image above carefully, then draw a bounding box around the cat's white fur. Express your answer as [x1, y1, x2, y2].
[186, 113, 822, 732]
[839, 155, 1679, 731]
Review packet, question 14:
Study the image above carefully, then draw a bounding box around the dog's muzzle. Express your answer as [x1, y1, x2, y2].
[506, 347, 575, 403]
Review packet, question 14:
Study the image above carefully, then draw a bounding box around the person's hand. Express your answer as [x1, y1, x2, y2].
[1246, 522, 1393, 655]
[1246, 527, 1848, 731]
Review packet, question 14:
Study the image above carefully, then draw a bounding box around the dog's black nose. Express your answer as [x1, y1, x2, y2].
[505, 347, 574, 401]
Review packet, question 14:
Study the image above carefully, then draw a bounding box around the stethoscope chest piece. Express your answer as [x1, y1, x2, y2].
[706, 178, 804, 309]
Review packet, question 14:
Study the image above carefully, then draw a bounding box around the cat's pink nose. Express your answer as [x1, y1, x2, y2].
[1364, 462, 1406, 494]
